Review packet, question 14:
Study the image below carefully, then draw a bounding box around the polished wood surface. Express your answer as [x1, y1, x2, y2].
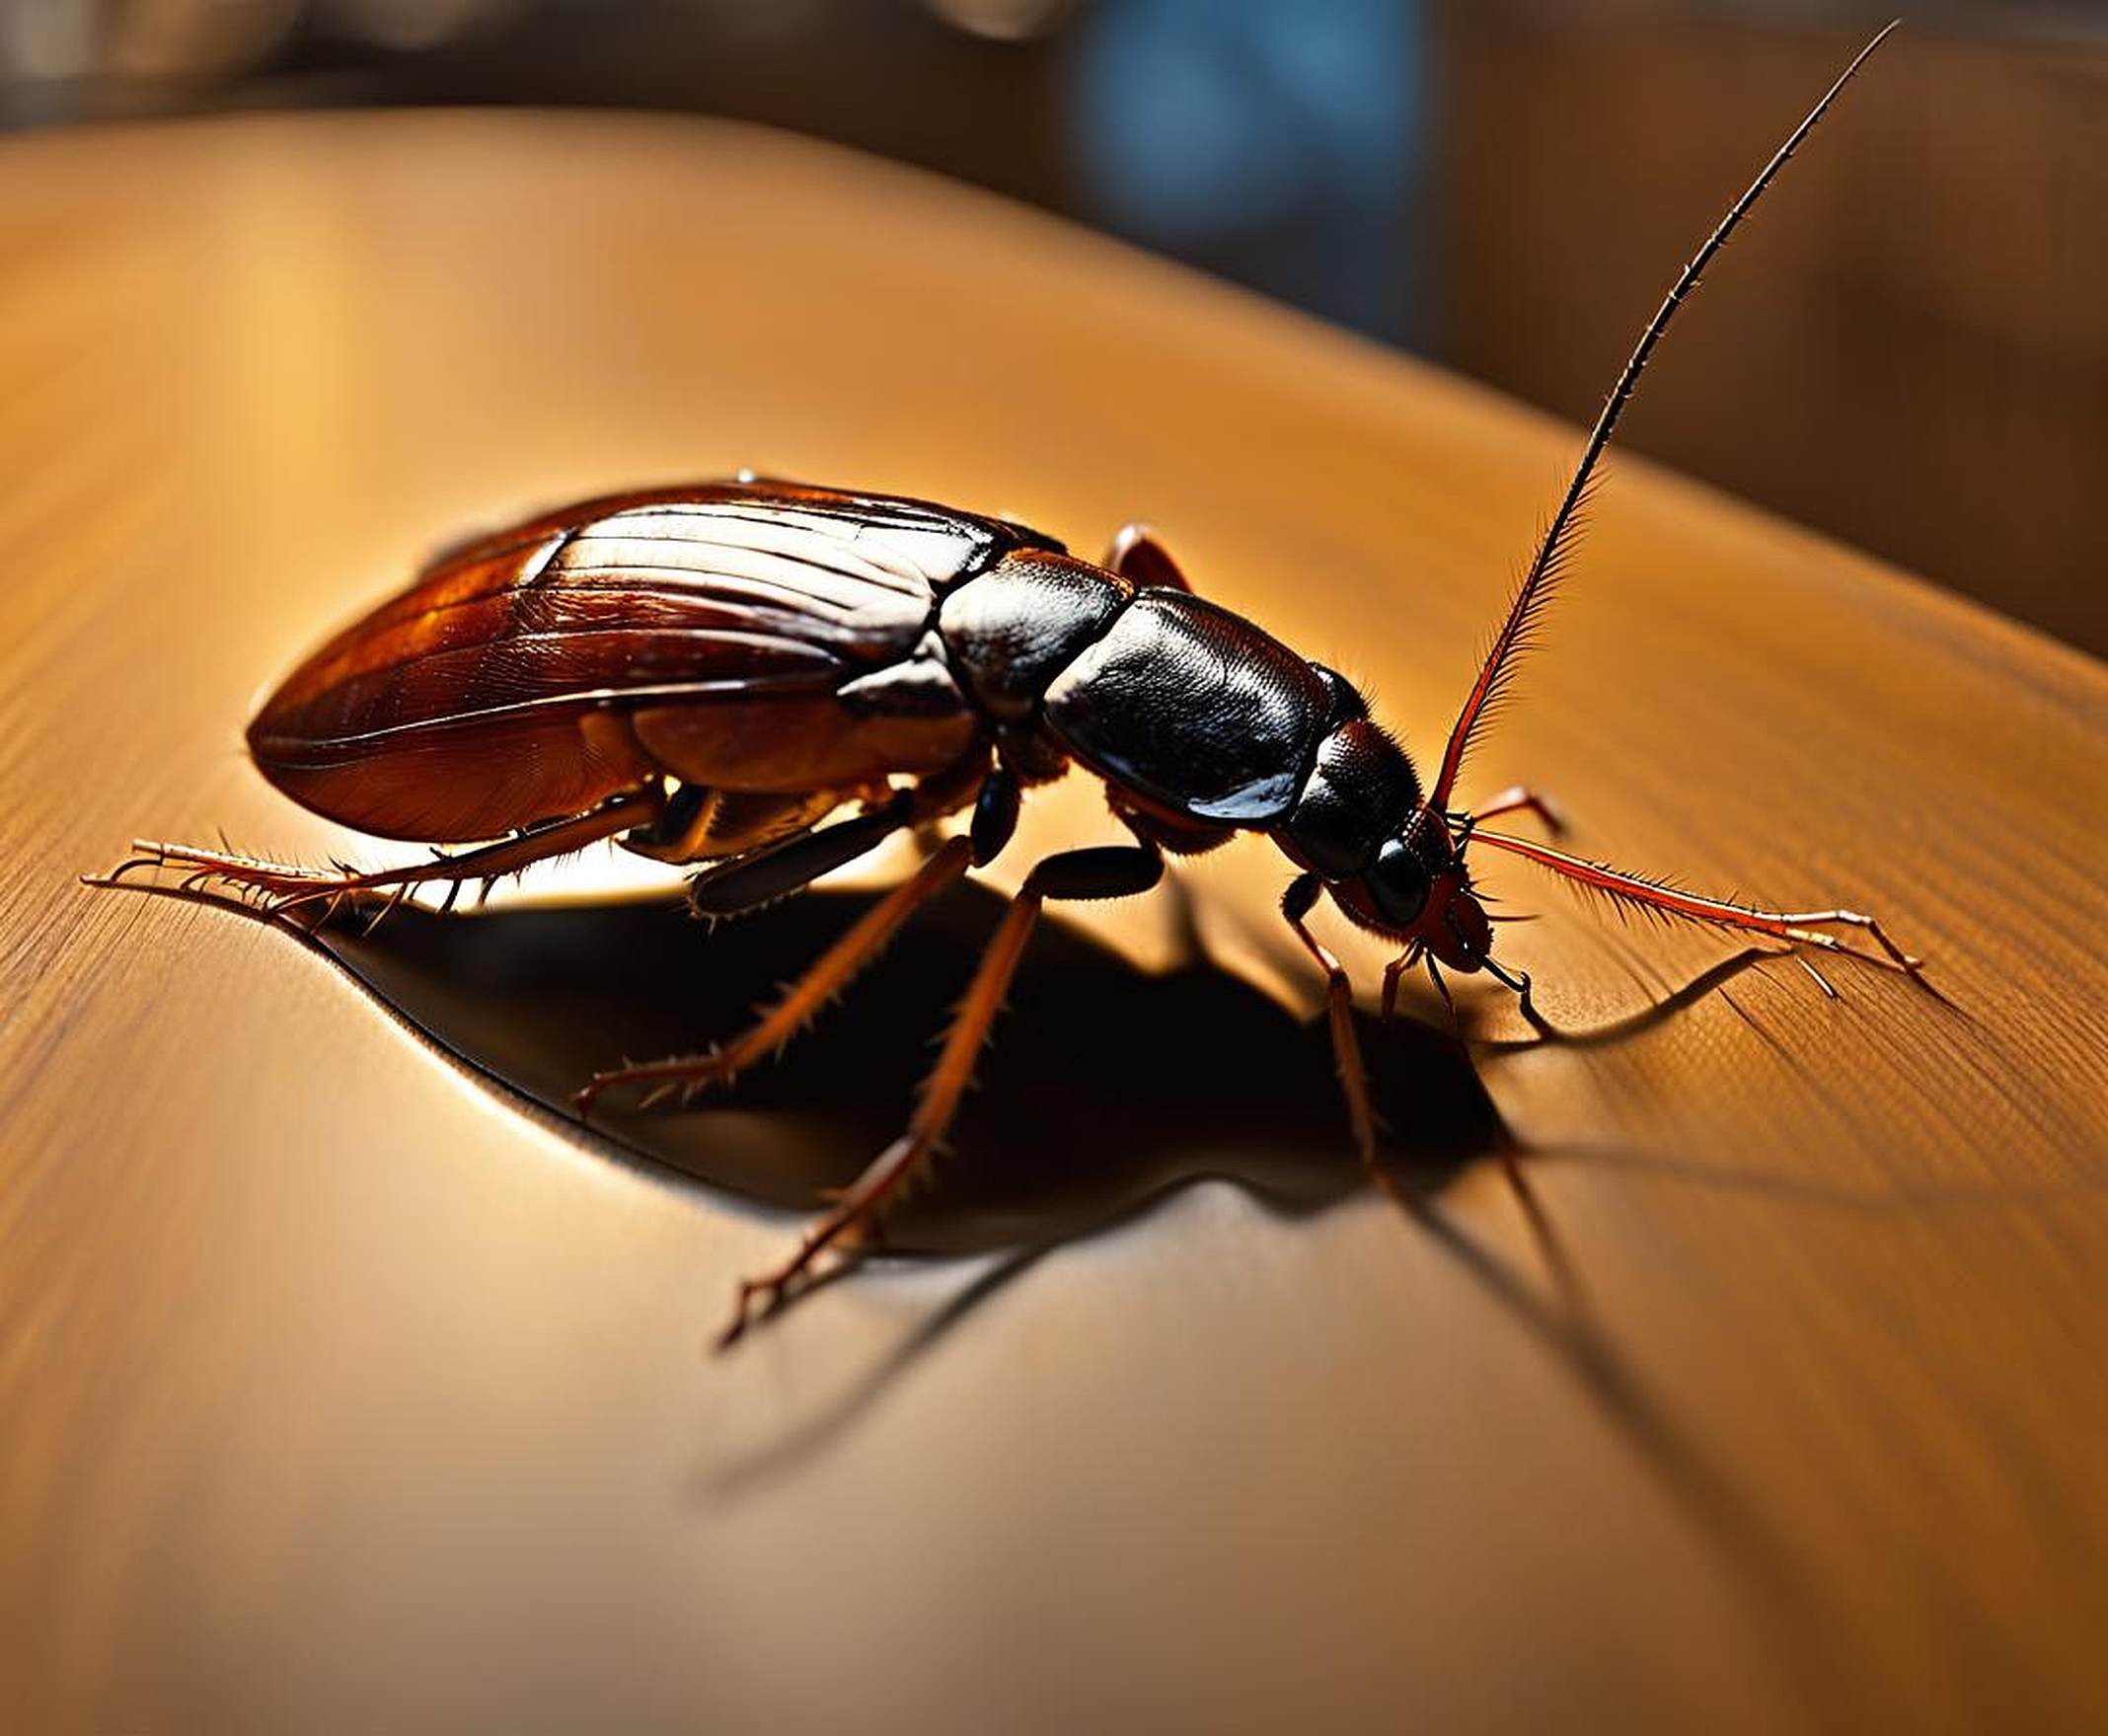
[3, 112, 2104, 1732]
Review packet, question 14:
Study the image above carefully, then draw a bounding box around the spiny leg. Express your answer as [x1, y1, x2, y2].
[574, 836, 974, 1114]
[682, 748, 993, 919]
[721, 841, 1164, 1347]
[1283, 871, 1389, 1194]
[1469, 826, 1926, 984]
[583, 761, 1011, 1111]
[88, 787, 664, 925]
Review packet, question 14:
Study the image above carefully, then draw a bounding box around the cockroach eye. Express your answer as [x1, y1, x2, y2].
[1364, 836, 1430, 930]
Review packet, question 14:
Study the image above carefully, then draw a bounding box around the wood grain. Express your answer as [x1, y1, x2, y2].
[2, 112, 2104, 1733]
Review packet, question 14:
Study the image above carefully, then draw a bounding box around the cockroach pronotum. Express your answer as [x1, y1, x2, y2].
[96, 26, 1922, 1343]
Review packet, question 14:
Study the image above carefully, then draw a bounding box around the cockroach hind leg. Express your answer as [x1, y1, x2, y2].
[717, 844, 1153, 1345]
[92, 792, 660, 927]
[359, 880, 415, 938]
[86, 838, 352, 916]
[574, 837, 974, 1117]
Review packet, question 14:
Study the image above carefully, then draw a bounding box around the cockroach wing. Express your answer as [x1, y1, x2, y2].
[248, 481, 1049, 841]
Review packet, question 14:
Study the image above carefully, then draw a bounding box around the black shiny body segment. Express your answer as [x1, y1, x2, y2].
[938, 553, 1430, 866]
[1279, 717, 1424, 878]
[938, 552, 1134, 723]
[1038, 589, 1332, 825]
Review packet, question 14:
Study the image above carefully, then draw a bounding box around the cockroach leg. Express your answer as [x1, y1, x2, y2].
[1481, 951, 1556, 1038]
[1425, 956, 1456, 1021]
[1100, 524, 1193, 593]
[1468, 828, 1927, 982]
[574, 836, 976, 1115]
[1382, 956, 1405, 1022]
[720, 841, 1165, 1347]
[1466, 785, 1567, 838]
[1283, 871, 1388, 1189]
[1381, 943, 1424, 1021]
[620, 782, 720, 864]
[683, 791, 923, 918]
[88, 788, 662, 924]
[360, 880, 414, 938]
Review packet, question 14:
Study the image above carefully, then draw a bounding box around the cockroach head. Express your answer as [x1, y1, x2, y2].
[1329, 806, 1493, 973]
[1278, 677, 1495, 972]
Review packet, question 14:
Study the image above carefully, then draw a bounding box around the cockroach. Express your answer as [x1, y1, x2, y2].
[97, 27, 1921, 1342]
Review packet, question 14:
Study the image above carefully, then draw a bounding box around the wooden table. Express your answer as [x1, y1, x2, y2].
[3, 112, 2103, 1732]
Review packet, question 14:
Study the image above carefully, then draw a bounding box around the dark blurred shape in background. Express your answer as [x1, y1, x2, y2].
[2, 0, 2101, 653]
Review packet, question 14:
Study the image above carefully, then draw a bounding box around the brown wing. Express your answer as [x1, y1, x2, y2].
[249, 480, 1049, 840]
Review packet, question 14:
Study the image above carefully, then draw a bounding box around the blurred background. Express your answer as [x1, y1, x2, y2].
[2, 0, 2101, 653]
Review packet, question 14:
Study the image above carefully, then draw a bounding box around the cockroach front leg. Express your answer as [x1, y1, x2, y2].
[90, 788, 663, 925]
[721, 841, 1165, 1347]
[1478, 952, 1551, 1034]
[1380, 943, 1427, 1022]
[1283, 871, 1391, 1194]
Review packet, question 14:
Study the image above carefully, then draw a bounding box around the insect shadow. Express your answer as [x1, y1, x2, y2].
[316, 882, 1508, 1254]
[296, 885, 1840, 1698]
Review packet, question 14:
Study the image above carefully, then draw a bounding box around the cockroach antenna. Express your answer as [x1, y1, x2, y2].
[1431, 20, 1903, 812]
